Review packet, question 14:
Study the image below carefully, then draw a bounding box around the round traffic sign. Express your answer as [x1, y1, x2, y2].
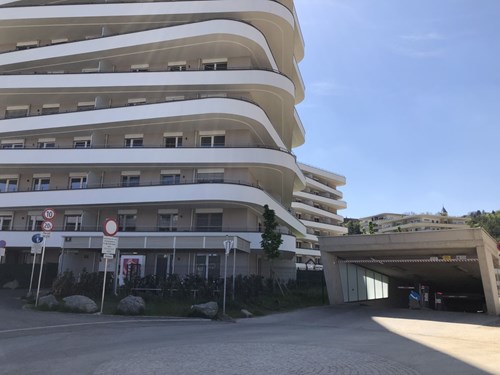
[42, 208, 56, 221]
[103, 218, 118, 237]
[0, 240, 6, 247]
[31, 234, 43, 244]
[41, 220, 54, 232]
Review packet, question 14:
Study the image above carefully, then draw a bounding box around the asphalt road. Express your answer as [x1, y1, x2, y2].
[0, 289, 499, 375]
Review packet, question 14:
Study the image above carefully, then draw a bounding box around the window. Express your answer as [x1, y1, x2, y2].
[158, 213, 178, 232]
[314, 217, 320, 223]
[41, 105, 60, 115]
[0, 215, 13, 230]
[73, 139, 91, 148]
[168, 65, 186, 71]
[77, 102, 95, 111]
[0, 177, 18, 192]
[296, 256, 303, 263]
[5, 106, 29, 118]
[161, 174, 180, 185]
[195, 212, 223, 232]
[69, 176, 87, 189]
[296, 241, 302, 248]
[64, 215, 82, 231]
[196, 169, 224, 183]
[1, 140, 24, 149]
[127, 98, 146, 106]
[37, 139, 56, 148]
[314, 244, 320, 250]
[130, 64, 149, 72]
[16, 41, 39, 50]
[118, 214, 136, 232]
[33, 177, 50, 191]
[27, 215, 43, 231]
[125, 135, 143, 148]
[121, 175, 140, 187]
[200, 135, 225, 148]
[203, 62, 227, 71]
[195, 254, 221, 279]
[164, 136, 183, 148]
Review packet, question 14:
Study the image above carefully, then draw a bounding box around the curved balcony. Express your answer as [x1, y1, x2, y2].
[300, 219, 347, 235]
[294, 191, 347, 211]
[0, 1, 297, 75]
[0, 98, 289, 150]
[0, 20, 278, 72]
[291, 202, 344, 222]
[0, 182, 306, 235]
[0, 146, 306, 190]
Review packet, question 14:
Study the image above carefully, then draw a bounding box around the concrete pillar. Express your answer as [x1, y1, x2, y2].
[476, 245, 500, 315]
[321, 251, 344, 305]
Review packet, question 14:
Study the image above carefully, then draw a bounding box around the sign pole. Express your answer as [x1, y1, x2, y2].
[232, 245, 236, 301]
[35, 235, 47, 307]
[223, 250, 228, 315]
[100, 257, 108, 314]
[28, 253, 37, 297]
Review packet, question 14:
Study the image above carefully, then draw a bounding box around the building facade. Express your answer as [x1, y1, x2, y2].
[293, 163, 347, 269]
[0, 0, 312, 282]
[360, 210, 469, 234]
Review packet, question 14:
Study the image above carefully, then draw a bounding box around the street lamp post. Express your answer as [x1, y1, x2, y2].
[223, 235, 233, 316]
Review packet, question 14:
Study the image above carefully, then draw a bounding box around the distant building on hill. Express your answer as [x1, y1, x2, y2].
[359, 208, 469, 234]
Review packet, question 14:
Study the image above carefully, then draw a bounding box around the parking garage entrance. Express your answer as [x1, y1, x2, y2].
[320, 229, 500, 315]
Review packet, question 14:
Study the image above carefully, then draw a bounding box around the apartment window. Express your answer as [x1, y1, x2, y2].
[5, 106, 29, 119]
[314, 244, 320, 250]
[41, 104, 60, 115]
[314, 230, 321, 236]
[77, 102, 95, 111]
[16, 41, 39, 50]
[196, 169, 224, 183]
[69, 176, 87, 189]
[0, 215, 13, 230]
[27, 215, 43, 231]
[37, 138, 56, 149]
[118, 214, 136, 232]
[203, 61, 228, 71]
[33, 177, 50, 191]
[125, 134, 143, 148]
[164, 136, 183, 148]
[0, 177, 18, 192]
[195, 211, 223, 232]
[296, 256, 303, 263]
[127, 98, 146, 106]
[121, 174, 140, 187]
[296, 213, 302, 220]
[314, 217, 320, 223]
[64, 215, 82, 231]
[200, 135, 225, 148]
[130, 64, 149, 72]
[296, 241, 302, 248]
[158, 212, 178, 232]
[73, 139, 91, 149]
[161, 173, 180, 185]
[168, 63, 186, 71]
[1, 140, 24, 149]
[195, 254, 221, 279]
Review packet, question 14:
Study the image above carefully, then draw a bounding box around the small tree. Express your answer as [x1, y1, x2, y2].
[260, 204, 283, 281]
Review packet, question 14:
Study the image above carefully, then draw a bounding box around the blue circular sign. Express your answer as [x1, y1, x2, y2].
[0, 240, 6, 247]
[32, 234, 43, 244]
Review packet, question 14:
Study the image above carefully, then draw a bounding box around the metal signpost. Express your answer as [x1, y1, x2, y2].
[35, 209, 56, 306]
[0, 240, 6, 264]
[222, 236, 234, 316]
[100, 218, 118, 314]
[29, 234, 43, 296]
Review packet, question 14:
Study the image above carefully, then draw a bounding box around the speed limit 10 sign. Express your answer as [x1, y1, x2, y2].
[42, 208, 56, 221]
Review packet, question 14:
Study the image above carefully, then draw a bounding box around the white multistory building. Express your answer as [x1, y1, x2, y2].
[0, 0, 344, 281]
[293, 163, 347, 269]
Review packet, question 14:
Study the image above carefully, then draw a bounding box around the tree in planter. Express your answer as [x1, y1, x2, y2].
[260, 204, 283, 289]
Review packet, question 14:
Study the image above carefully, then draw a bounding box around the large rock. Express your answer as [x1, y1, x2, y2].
[3, 280, 19, 289]
[38, 295, 59, 309]
[117, 295, 145, 315]
[63, 295, 98, 313]
[191, 301, 218, 319]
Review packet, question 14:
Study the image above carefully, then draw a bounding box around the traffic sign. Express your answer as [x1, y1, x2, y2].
[41, 221, 54, 233]
[103, 218, 118, 237]
[102, 235, 118, 255]
[0, 248, 5, 257]
[32, 234, 43, 244]
[0, 240, 6, 248]
[42, 208, 56, 221]
[103, 253, 114, 259]
[31, 243, 42, 254]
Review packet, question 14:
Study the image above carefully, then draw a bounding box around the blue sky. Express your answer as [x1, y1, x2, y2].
[294, 0, 499, 218]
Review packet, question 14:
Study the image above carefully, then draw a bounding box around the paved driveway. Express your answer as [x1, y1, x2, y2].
[0, 289, 499, 374]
